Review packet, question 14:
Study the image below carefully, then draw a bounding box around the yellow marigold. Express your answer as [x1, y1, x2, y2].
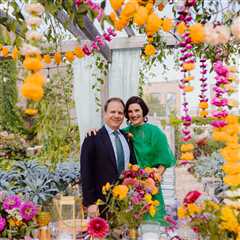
[144, 44, 156, 56]
[184, 76, 194, 82]
[24, 108, 38, 116]
[225, 115, 238, 124]
[145, 3, 153, 13]
[21, 83, 43, 101]
[145, 12, 162, 34]
[144, 194, 152, 203]
[228, 73, 237, 82]
[65, 51, 75, 62]
[11, 47, 19, 60]
[133, 6, 148, 26]
[224, 124, 239, 135]
[187, 203, 201, 215]
[206, 200, 220, 210]
[177, 206, 186, 219]
[212, 130, 226, 142]
[189, 23, 205, 43]
[112, 185, 128, 200]
[118, 15, 129, 27]
[149, 205, 156, 217]
[223, 163, 240, 175]
[102, 182, 111, 195]
[74, 47, 85, 58]
[109, 11, 117, 23]
[180, 152, 194, 161]
[152, 200, 159, 207]
[176, 21, 187, 35]
[110, 0, 124, 11]
[220, 206, 239, 233]
[162, 18, 173, 32]
[43, 54, 51, 64]
[121, 0, 139, 18]
[23, 57, 43, 72]
[54, 52, 62, 65]
[182, 62, 195, 71]
[181, 144, 194, 152]
[199, 101, 208, 109]
[114, 19, 125, 31]
[224, 174, 240, 187]
[199, 110, 208, 118]
[24, 72, 45, 86]
[183, 85, 194, 92]
[220, 148, 240, 162]
[2, 46, 9, 57]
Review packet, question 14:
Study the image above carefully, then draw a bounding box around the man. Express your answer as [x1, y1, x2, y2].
[80, 97, 136, 216]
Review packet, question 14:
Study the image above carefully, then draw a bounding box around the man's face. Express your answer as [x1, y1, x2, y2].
[104, 101, 124, 130]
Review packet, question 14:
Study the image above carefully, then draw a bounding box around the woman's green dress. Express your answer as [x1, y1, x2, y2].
[124, 123, 176, 225]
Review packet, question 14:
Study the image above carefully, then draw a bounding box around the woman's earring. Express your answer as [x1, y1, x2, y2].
[126, 120, 131, 125]
[144, 116, 148, 123]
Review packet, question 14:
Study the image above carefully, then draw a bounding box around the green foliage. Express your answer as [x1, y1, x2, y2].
[144, 94, 166, 117]
[0, 59, 25, 133]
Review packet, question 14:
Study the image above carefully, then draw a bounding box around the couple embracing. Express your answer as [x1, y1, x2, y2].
[80, 96, 176, 226]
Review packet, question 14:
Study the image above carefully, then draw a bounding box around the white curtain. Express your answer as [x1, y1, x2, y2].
[72, 57, 101, 144]
[108, 48, 141, 102]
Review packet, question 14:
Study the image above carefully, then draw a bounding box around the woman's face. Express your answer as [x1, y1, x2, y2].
[127, 103, 144, 126]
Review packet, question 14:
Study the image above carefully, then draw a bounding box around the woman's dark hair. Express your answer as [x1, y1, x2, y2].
[124, 96, 149, 121]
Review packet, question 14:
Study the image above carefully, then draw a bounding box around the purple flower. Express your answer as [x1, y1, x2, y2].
[3, 195, 21, 210]
[20, 201, 38, 221]
[0, 217, 6, 232]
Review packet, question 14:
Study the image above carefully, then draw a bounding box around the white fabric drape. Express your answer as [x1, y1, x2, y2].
[72, 57, 101, 144]
[108, 48, 141, 102]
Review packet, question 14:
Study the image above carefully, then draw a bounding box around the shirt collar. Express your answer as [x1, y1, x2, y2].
[104, 124, 120, 135]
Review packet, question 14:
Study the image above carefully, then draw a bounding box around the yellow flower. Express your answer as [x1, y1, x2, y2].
[212, 131, 226, 142]
[176, 22, 187, 35]
[23, 57, 43, 72]
[2, 46, 9, 57]
[96, 199, 104, 206]
[43, 54, 51, 64]
[11, 47, 19, 60]
[162, 18, 173, 32]
[180, 152, 194, 161]
[112, 185, 128, 200]
[224, 174, 240, 186]
[183, 76, 194, 82]
[228, 99, 238, 108]
[182, 62, 195, 71]
[133, 6, 148, 26]
[187, 203, 201, 215]
[24, 72, 45, 86]
[189, 23, 205, 43]
[222, 163, 240, 175]
[199, 110, 208, 118]
[144, 44, 156, 56]
[109, 11, 117, 23]
[199, 101, 208, 109]
[152, 200, 159, 206]
[228, 66, 237, 72]
[131, 165, 139, 171]
[102, 182, 111, 195]
[21, 83, 44, 101]
[74, 47, 85, 58]
[54, 52, 62, 65]
[110, 0, 124, 11]
[177, 206, 186, 219]
[220, 206, 239, 233]
[121, 0, 139, 18]
[145, 12, 162, 34]
[65, 51, 75, 62]
[181, 144, 194, 152]
[149, 205, 156, 217]
[183, 85, 194, 92]
[144, 194, 152, 203]
[24, 108, 38, 116]
[145, 3, 153, 13]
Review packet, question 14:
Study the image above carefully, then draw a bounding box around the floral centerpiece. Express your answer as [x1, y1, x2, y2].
[98, 164, 161, 231]
[0, 192, 38, 239]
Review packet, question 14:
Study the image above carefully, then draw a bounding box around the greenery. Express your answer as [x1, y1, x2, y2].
[144, 94, 166, 117]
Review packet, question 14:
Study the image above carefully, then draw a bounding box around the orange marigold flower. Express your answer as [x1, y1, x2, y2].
[212, 131, 226, 142]
[199, 101, 208, 109]
[189, 23, 205, 43]
[182, 62, 195, 71]
[112, 185, 128, 200]
[225, 115, 238, 124]
[158, 3, 165, 11]
[144, 44, 156, 56]
[24, 72, 45, 86]
[181, 152, 194, 161]
[183, 85, 194, 92]
[23, 57, 43, 71]
[145, 3, 153, 13]
[223, 163, 240, 175]
[199, 110, 208, 118]
[2, 47, 9, 57]
[224, 174, 240, 187]
[11, 47, 19, 60]
[162, 18, 173, 32]
[65, 51, 75, 62]
[121, 0, 138, 18]
[109, 11, 117, 23]
[24, 108, 38, 116]
[133, 6, 148, 26]
[43, 54, 51, 64]
[181, 144, 194, 152]
[184, 76, 194, 82]
[110, 0, 124, 11]
[176, 22, 187, 35]
[54, 52, 61, 65]
[74, 47, 85, 58]
[146, 12, 162, 34]
[21, 83, 44, 101]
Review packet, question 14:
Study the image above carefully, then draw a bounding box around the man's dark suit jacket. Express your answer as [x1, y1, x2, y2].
[80, 126, 136, 207]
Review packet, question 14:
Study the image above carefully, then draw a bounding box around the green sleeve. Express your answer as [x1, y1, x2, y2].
[150, 126, 176, 168]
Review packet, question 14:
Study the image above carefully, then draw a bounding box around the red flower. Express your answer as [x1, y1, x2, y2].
[87, 217, 109, 238]
[183, 191, 201, 205]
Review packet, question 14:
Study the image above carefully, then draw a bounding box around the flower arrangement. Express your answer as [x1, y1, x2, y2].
[0, 193, 38, 239]
[97, 164, 161, 230]
[86, 217, 109, 239]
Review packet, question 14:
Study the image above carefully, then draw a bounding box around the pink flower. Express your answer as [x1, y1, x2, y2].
[95, 36, 105, 47]
[213, 61, 228, 77]
[183, 191, 201, 205]
[122, 177, 138, 186]
[87, 217, 109, 238]
[3, 195, 21, 210]
[0, 217, 6, 232]
[20, 201, 38, 221]
[107, 27, 117, 37]
[211, 97, 228, 107]
[103, 33, 112, 42]
[211, 120, 227, 128]
[82, 44, 92, 55]
[75, 0, 82, 7]
[212, 110, 228, 118]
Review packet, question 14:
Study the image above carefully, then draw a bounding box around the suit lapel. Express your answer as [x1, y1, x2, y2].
[99, 126, 118, 173]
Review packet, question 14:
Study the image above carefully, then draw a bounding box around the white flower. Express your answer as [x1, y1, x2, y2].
[231, 16, 240, 40]
[26, 16, 42, 27]
[26, 30, 43, 41]
[20, 43, 40, 56]
[204, 24, 219, 45]
[215, 25, 231, 44]
[25, 3, 45, 16]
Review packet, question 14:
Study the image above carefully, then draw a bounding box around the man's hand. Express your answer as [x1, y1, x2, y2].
[86, 128, 98, 137]
[87, 204, 99, 217]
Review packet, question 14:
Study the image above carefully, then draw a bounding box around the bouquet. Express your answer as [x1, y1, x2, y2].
[98, 164, 161, 229]
[0, 192, 38, 239]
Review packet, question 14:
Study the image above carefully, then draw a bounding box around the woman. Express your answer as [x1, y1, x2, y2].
[123, 96, 176, 225]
